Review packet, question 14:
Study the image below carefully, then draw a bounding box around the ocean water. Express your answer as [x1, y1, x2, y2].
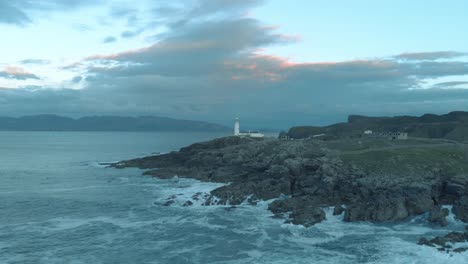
[1, 131, 467, 264]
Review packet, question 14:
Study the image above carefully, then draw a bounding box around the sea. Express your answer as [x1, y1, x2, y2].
[1, 131, 467, 264]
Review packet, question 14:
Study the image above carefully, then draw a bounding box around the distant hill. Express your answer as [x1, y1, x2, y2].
[0, 115, 230, 132]
[287, 111, 468, 141]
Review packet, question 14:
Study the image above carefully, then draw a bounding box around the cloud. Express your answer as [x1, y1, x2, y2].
[0, 66, 39, 80]
[434, 81, 468, 88]
[2, 0, 468, 128]
[0, 0, 102, 26]
[187, 0, 264, 17]
[20, 59, 50, 65]
[85, 18, 293, 78]
[71, 76, 83, 83]
[120, 29, 143, 38]
[394, 51, 467, 61]
[103, 36, 117, 43]
[0, 1, 31, 25]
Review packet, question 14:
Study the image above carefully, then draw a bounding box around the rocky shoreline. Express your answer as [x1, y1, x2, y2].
[112, 136, 468, 250]
[418, 228, 468, 253]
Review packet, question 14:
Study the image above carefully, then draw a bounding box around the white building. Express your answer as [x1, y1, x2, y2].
[234, 118, 264, 138]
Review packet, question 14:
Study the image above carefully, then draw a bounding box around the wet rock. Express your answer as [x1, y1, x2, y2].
[430, 236, 447, 247]
[429, 206, 449, 226]
[419, 231, 468, 253]
[333, 205, 345, 215]
[247, 197, 258, 206]
[182, 200, 193, 207]
[453, 247, 468, 253]
[223, 206, 237, 212]
[344, 194, 409, 222]
[268, 198, 295, 217]
[436, 247, 447, 252]
[444, 231, 468, 243]
[162, 200, 175, 206]
[417, 237, 434, 247]
[453, 196, 468, 222]
[443, 176, 467, 202]
[289, 207, 326, 227]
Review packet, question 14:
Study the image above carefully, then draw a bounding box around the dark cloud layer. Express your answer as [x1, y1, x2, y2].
[394, 51, 467, 61]
[2, 0, 468, 128]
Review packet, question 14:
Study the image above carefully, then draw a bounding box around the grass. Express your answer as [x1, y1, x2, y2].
[340, 144, 468, 177]
[323, 137, 442, 152]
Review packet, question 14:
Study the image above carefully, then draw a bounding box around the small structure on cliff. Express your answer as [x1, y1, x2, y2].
[364, 131, 408, 140]
[234, 118, 264, 138]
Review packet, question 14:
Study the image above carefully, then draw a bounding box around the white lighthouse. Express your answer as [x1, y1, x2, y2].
[234, 118, 240, 136]
[233, 118, 264, 138]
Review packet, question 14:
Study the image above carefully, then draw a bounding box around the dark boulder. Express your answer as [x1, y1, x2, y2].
[333, 205, 345, 215]
[344, 194, 409, 222]
[444, 231, 467, 243]
[453, 247, 468, 253]
[417, 237, 434, 247]
[162, 200, 175, 207]
[418, 231, 468, 253]
[429, 206, 449, 226]
[182, 201, 193, 207]
[453, 196, 468, 222]
[289, 207, 326, 227]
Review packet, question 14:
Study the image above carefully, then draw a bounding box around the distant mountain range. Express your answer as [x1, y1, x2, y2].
[0, 115, 230, 132]
[287, 111, 468, 141]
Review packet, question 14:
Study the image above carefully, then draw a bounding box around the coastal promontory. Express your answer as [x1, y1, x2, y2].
[113, 133, 468, 228]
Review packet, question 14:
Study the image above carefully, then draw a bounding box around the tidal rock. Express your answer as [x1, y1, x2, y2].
[417, 237, 434, 247]
[445, 231, 467, 242]
[430, 236, 447, 247]
[453, 196, 468, 222]
[418, 231, 468, 253]
[289, 207, 326, 227]
[333, 205, 345, 215]
[429, 206, 449, 226]
[453, 247, 468, 253]
[162, 200, 175, 207]
[344, 194, 409, 222]
[182, 200, 193, 207]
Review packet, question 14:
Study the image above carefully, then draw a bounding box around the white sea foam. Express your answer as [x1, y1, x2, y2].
[90, 161, 118, 168]
[368, 236, 468, 264]
[151, 177, 225, 207]
[155, 177, 468, 263]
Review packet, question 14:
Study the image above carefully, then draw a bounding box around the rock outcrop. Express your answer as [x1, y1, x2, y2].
[113, 136, 468, 228]
[418, 229, 468, 253]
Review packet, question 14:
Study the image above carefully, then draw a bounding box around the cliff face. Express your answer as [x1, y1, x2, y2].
[288, 111, 468, 141]
[114, 136, 468, 227]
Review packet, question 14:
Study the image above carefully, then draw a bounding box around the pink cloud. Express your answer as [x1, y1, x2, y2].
[0, 65, 39, 80]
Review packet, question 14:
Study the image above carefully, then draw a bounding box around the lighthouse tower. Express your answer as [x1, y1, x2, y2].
[234, 118, 240, 136]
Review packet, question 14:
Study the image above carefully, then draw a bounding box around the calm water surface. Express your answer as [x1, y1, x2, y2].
[1, 131, 467, 264]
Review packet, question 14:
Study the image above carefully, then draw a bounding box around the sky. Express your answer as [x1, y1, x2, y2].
[1, 0, 468, 128]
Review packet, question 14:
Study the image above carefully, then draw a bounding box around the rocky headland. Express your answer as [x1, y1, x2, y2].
[288, 111, 468, 141]
[113, 135, 468, 229]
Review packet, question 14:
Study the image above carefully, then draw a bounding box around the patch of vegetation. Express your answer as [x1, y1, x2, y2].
[323, 138, 442, 152]
[340, 145, 468, 177]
